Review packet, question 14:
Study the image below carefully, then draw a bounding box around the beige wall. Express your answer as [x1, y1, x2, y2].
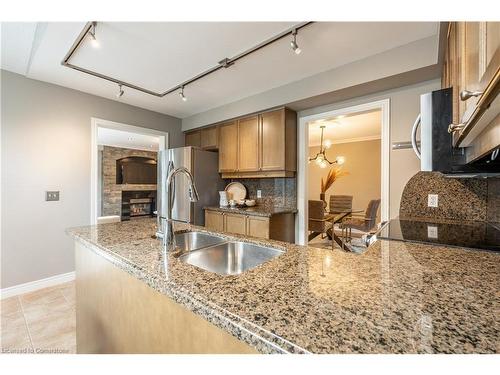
[1, 70, 183, 288]
[300, 79, 441, 219]
[308, 140, 381, 220]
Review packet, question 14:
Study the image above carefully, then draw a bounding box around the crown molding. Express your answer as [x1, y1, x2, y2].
[309, 135, 381, 147]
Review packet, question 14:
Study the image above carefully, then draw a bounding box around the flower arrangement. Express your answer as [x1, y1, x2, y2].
[321, 166, 349, 194]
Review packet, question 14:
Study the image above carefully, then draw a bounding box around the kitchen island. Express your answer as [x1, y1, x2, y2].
[67, 218, 499, 354]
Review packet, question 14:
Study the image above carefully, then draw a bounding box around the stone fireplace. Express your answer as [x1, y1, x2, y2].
[101, 145, 157, 217]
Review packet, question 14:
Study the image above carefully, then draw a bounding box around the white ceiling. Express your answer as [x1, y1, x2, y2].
[308, 110, 381, 146]
[97, 127, 160, 151]
[1, 22, 439, 119]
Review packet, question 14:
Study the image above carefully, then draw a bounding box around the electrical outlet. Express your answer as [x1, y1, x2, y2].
[45, 191, 60, 201]
[427, 194, 438, 208]
[427, 225, 438, 239]
[256, 189, 262, 198]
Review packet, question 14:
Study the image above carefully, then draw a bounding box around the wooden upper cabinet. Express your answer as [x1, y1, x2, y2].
[461, 22, 480, 118]
[260, 109, 286, 171]
[237, 116, 260, 172]
[185, 126, 218, 149]
[215, 107, 296, 177]
[446, 22, 461, 125]
[185, 131, 201, 147]
[442, 22, 500, 149]
[200, 126, 218, 150]
[218, 121, 238, 172]
[260, 108, 297, 173]
[444, 22, 500, 126]
[480, 22, 500, 91]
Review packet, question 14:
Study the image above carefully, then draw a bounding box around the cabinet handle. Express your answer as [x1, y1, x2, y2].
[448, 123, 465, 134]
[460, 90, 483, 101]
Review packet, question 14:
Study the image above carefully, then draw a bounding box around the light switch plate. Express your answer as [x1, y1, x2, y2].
[427, 225, 438, 239]
[46, 191, 60, 201]
[428, 194, 438, 208]
[256, 190, 262, 198]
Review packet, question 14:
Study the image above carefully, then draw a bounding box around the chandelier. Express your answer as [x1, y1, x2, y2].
[309, 125, 345, 168]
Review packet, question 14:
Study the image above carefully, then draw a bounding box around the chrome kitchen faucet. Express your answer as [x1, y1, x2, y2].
[159, 167, 199, 252]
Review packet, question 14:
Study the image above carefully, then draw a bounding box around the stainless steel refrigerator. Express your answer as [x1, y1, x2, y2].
[157, 146, 224, 227]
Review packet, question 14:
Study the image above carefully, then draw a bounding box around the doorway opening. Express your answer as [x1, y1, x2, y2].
[90, 118, 168, 225]
[297, 99, 390, 245]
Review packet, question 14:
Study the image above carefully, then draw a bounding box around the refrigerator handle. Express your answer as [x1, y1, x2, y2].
[411, 114, 421, 160]
[166, 160, 175, 209]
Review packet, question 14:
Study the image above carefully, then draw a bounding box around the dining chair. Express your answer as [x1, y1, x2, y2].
[329, 195, 353, 214]
[340, 199, 381, 246]
[308, 200, 333, 242]
[328, 195, 353, 236]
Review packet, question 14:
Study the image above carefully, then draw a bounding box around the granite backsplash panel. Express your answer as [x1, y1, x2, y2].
[487, 177, 500, 223]
[399, 171, 499, 222]
[223, 177, 296, 208]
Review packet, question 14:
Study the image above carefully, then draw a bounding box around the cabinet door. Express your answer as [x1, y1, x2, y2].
[218, 121, 238, 172]
[260, 109, 285, 171]
[224, 213, 246, 235]
[205, 211, 224, 232]
[461, 22, 481, 118]
[237, 116, 260, 172]
[185, 131, 201, 147]
[447, 23, 461, 125]
[457, 22, 500, 122]
[246, 216, 270, 239]
[479, 22, 500, 86]
[201, 126, 218, 150]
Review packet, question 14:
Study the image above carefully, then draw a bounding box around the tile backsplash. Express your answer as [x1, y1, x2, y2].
[224, 178, 296, 208]
[399, 171, 499, 222]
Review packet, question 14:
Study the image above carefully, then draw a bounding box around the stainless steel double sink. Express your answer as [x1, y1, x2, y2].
[174, 231, 283, 276]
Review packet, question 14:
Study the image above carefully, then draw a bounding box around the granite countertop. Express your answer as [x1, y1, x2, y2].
[204, 205, 297, 217]
[67, 218, 499, 354]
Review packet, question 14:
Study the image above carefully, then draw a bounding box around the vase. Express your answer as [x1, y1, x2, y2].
[219, 191, 229, 207]
[319, 193, 327, 208]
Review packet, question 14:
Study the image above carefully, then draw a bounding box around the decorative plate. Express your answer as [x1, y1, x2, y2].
[225, 182, 247, 201]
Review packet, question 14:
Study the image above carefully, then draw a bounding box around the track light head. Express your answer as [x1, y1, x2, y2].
[89, 22, 99, 48]
[290, 29, 301, 55]
[179, 86, 187, 102]
[116, 84, 124, 98]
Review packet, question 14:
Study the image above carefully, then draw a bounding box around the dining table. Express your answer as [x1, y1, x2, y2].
[308, 208, 364, 248]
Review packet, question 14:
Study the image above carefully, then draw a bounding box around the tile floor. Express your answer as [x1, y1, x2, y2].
[0, 281, 76, 354]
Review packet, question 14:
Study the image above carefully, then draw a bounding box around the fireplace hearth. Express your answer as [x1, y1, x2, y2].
[121, 190, 156, 221]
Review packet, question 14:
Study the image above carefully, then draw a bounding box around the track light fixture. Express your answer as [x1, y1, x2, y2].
[116, 84, 124, 98]
[88, 22, 99, 48]
[179, 86, 187, 102]
[290, 29, 301, 55]
[63, 22, 313, 102]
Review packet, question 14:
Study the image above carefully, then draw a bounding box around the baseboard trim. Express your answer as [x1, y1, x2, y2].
[1, 271, 75, 299]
